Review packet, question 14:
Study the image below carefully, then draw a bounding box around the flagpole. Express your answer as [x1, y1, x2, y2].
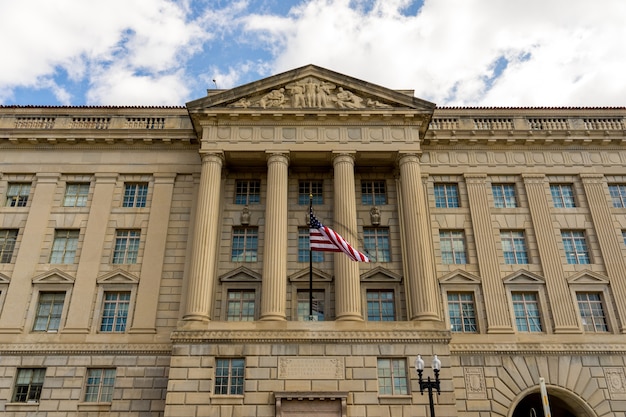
[309, 193, 313, 320]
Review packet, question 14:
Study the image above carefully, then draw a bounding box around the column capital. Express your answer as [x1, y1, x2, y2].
[397, 152, 422, 166]
[464, 173, 488, 184]
[332, 152, 355, 165]
[93, 173, 119, 184]
[579, 173, 605, 184]
[266, 151, 290, 165]
[199, 151, 224, 164]
[521, 173, 546, 183]
[153, 173, 178, 184]
[34, 173, 60, 183]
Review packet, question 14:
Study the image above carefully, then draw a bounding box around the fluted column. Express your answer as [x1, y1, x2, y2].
[333, 153, 363, 321]
[398, 154, 439, 321]
[183, 152, 223, 322]
[260, 152, 289, 321]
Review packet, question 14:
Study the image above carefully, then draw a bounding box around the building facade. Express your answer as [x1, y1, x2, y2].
[0, 65, 625, 416]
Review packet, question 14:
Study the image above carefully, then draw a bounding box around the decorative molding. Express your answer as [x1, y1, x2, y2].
[32, 268, 75, 284]
[439, 269, 482, 284]
[502, 269, 545, 284]
[219, 266, 262, 282]
[464, 367, 487, 399]
[566, 269, 610, 284]
[0, 343, 171, 354]
[289, 268, 332, 283]
[96, 269, 139, 285]
[360, 266, 402, 283]
[451, 342, 626, 355]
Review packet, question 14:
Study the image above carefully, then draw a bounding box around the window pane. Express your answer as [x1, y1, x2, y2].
[362, 180, 387, 205]
[50, 230, 79, 264]
[550, 184, 576, 208]
[0, 229, 18, 263]
[440, 230, 467, 264]
[63, 183, 90, 207]
[501, 230, 529, 264]
[6, 183, 31, 207]
[447, 292, 477, 332]
[377, 358, 407, 395]
[298, 228, 324, 262]
[214, 358, 244, 395]
[298, 180, 323, 205]
[33, 292, 65, 332]
[492, 183, 517, 208]
[297, 290, 325, 321]
[512, 292, 542, 332]
[123, 183, 148, 207]
[367, 290, 395, 321]
[100, 292, 130, 332]
[609, 184, 626, 208]
[363, 228, 390, 262]
[227, 290, 256, 321]
[577, 292, 608, 332]
[434, 183, 459, 208]
[235, 180, 261, 205]
[561, 230, 590, 264]
[231, 227, 258, 262]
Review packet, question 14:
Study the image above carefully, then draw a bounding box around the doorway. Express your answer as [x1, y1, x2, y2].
[510, 387, 596, 417]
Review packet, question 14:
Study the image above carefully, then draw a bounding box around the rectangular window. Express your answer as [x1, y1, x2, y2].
[447, 292, 477, 333]
[122, 182, 148, 208]
[298, 180, 323, 205]
[512, 292, 542, 332]
[609, 184, 626, 208]
[297, 289, 325, 321]
[367, 290, 395, 321]
[623, 230, 626, 246]
[492, 183, 518, 208]
[577, 292, 608, 332]
[434, 183, 460, 208]
[100, 291, 130, 332]
[235, 180, 261, 205]
[84, 368, 116, 403]
[231, 227, 258, 262]
[214, 358, 245, 395]
[33, 292, 65, 332]
[440, 230, 467, 264]
[377, 358, 408, 395]
[13, 368, 45, 403]
[562, 230, 591, 264]
[112, 229, 140, 264]
[362, 180, 387, 205]
[227, 289, 256, 321]
[63, 183, 89, 207]
[501, 230, 529, 264]
[363, 227, 390, 262]
[0, 229, 18, 263]
[550, 184, 576, 208]
[5, 183, 31, 207]
[298, 227, 324, 263]
[50, 229, 79, 264]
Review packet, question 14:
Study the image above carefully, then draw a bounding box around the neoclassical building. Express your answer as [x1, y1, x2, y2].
[1, 65, 626, 416]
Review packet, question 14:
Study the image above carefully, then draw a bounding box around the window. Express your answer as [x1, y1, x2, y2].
[512, 292, 542, 332]
[100, 291, 130, 332]
[298, 180, 323, 205]
[214, 358, 244, 395]
[226, 289, 256, 321]
[576, 292, 608, 332]
[298, 227, 324, 263]
[377, 358, 408, 395]
[5, 183, 31, 207]
[362, 180, 387, 205]
[501, 230, 529, 264]
[447, 292, 477, 333]
[434, 183, 460, 208]
[623, 230, 626, 246]
[235, 180, 260, 205]
[363, 227, 390, 262]
[367, 290, 395, 321]
[63, 183, 89, 207]
[13, 368, 45, 403]
[609, 184, 626, 208]
[122, 182, 148, 208]
[84, 368, 116, 403]
[440, 230, 467, 264]
[33, 292, 65, 332]
[0, 229, 18, 263]
[231, 227, 258, 262]
[297, 289, 325, 321]
[50, 229, 79, 264]
[492, 183, 517, 208]
[550, 184, 576, 208]
[561, 230, 591, 264]
[112, 230, 140, 264]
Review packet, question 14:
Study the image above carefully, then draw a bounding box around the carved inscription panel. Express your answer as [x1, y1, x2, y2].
[278, 358, 345, 380]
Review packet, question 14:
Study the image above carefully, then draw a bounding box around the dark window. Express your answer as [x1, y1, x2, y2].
[214, 359, 245, 395]
[84, 368, 116, 402]
[363, 227, 390, 262]
[298, 180, 323, 205]
[434, 183, 459, 208]
[13, 368, 45, 403]
[100, 291, 131, 332]
[367, 290, 395, 321]
[5, 183, 31, 207]
[123, 183, 148, 207]
[235, 180, 261, 205]
[362, 180, 387, 205]
[33, 292, 65, 332]
[0, 229, 18, 263]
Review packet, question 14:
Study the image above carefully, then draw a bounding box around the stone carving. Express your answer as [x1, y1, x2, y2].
[370, 206, 380, 226]
[278, 358, 345, 379]
[464, 367, 487, 399]
[240, 206, 250, 225]
[605, 368, 626, 396]
[228, 77, 394, 110]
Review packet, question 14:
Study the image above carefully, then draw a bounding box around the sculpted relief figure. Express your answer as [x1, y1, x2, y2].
[317, 82, 335, 107]
[285, 82, 306, 108]
[334, 87, 363, 109]
[259, 88, 287, 108]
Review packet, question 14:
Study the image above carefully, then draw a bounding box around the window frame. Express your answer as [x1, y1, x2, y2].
[296, 288, 326, 321]
[433, 182, 460, 208]
[298, 180, 324, 205]
[214, 358, 245, 396]
[439, 229, 468, 264]
[231, 227, 259, 262]
[83, 368, 116, 403]
[510, 291, 544, 333]
[568, 276, 616, 334]
[0, 228, 18, 263]
[49, 229, 80, 264]
[446, 291, 479, 333]
[12, 368, 45, 403]
[366, 289, 396, 321]
[32, 291, 66, 332]
[112, 229, 141, 264]
[363, 227, 391, 262]
[234, 179, 261, 205]
[550, 183, 576, 208]
[500, 230, 530, 264]
[561, 230, 591, 264]
[491, 183, 518, 208]
[608, 184, 626, 208]
[122, 182, 149, 208]
[377, 358, 409, 396]
[297, 227, 324, 263]
[225, 288, 257, 321]
[63, 182, 90, 207]
[361, 180, 387, 206]
[5, 182, 31, 208]
[440, 277, 485, 334]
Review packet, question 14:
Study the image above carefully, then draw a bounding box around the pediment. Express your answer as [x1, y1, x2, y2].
[360, 266, 402, 283]
[32, 268, 75, 284]
[503, 270, 545, 284]
[289, 267, 332, 283]
[96, 269, 139, 285]
[0, 272, 10, 284]
[220, 266, 262, 282]
[187, 64, 435, 113]
[439, 269, 481, 284]
[567, 270, 609, 285]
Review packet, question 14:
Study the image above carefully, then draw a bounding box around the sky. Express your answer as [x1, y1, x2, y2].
[1, 0, 625, 108]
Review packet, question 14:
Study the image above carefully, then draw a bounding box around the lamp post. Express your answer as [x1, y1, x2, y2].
[415, 355, 441, 417]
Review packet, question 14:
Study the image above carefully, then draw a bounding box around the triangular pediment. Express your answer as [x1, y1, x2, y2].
[289, 268, 332, 283]
[0, 272, 10, 284]
[567, 270, 609, 285]
[360, 266, 402, 283]
[32, 268, 75, 284]
[503, 270, 545, 284]
[220, 266, 262, 282]
[439, 269, 481, 284]
[187, 64, 435, 113]
[96, 269, 139, 285]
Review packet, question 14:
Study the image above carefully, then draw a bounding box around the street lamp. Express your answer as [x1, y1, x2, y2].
[415, 354, 441, 417]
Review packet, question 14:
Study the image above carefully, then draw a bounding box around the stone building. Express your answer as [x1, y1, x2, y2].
[0, 65, 625, 416]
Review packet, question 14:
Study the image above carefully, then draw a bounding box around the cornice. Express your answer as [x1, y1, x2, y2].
[0, 343, 172, 355]
[451, 342, 626, 355]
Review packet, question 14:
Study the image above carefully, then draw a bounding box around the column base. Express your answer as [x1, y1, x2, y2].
[260, 313, 287, 321]
[336, 314, 364, 322]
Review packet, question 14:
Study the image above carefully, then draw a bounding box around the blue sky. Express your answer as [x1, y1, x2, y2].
[1, 0, 625, 107]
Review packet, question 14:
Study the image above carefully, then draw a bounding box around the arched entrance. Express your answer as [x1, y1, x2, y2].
[509, 386, 596, 417]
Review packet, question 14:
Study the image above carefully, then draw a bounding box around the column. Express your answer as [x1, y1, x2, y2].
[333, 153, 363, 321]
[464, 173, 513, 332]
[260, 152, 289, 321]
[183, 152, 223, 322]
[398, 154, 439, 321]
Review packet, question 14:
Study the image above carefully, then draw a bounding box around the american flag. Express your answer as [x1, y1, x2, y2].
[309, 208, 370, 262]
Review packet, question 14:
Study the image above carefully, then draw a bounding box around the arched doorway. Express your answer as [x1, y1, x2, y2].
[509, 386, 596, 417]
